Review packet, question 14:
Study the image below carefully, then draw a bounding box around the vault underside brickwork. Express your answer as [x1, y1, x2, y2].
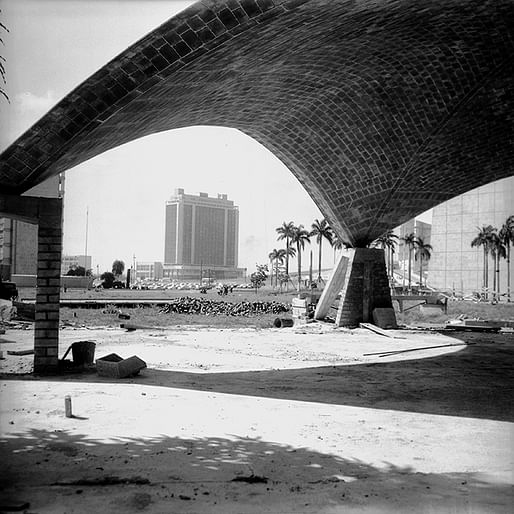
[1, 0, 514, 246]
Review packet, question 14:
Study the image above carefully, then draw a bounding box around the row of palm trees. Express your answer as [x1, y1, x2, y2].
[269, 219, 433, 293]
[471, 216, 514, 301]
[269, 219, 342, 291]
[267, 215, 514, 299]
[374, 230, 433, 292]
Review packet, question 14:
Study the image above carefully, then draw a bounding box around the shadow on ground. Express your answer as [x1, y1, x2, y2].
[0, 428, 510, 513]
[3, 332, 513, 422]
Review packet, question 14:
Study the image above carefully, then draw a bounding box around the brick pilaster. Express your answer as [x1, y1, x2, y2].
[335, 248, 394, 327]
[34, 200, 63, 375]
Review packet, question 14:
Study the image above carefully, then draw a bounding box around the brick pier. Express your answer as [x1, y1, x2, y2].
[335, 248, 394, 327]
[34, 203, 63, 374]
[0, 194, 63, 375]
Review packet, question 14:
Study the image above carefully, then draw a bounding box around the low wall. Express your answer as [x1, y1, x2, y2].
[12, 274, 92, 289]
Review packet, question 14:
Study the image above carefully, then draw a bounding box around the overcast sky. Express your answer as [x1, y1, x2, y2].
[0, 0, 429, 275]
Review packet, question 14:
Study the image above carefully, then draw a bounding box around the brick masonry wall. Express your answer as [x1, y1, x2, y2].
[1, 1, 514, 246]
[34, 202, 63, 375]
[336, 248, 393, 327]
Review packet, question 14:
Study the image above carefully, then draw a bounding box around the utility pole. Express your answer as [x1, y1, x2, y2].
[84, 206, 89, 276]
[309, 250, 313, 287]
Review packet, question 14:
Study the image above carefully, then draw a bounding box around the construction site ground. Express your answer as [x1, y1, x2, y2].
[1, 316, 513, 513]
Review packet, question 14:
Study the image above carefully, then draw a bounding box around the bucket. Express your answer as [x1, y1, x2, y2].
[71, 341, 96, 365]
[274, 317, 294, 328]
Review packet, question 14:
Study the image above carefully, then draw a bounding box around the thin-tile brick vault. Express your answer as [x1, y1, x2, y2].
[1, 0, 514, 246]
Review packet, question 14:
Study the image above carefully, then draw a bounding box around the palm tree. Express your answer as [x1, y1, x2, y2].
[268, 248, 286, 289]
[276, 221, 295, 290]
[310, 218, 333, 282]
[290, 224, 311, 291]
[331, 233, 345, 263]
[374, 229, 398, 282]
[401, 232, 417, 293]
[489, 230, 506, 301]
[500, 215, 514, 302]
[471, 225, 495, 300]
[414, 237, 433, 290]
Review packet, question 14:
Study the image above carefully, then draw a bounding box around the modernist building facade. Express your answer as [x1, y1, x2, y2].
[427, 176, 514, 295]
[135, 261, 164, 281]
[61, 255, 92, 275]
[0, 175, 64, 280]
[394, 219, 432, 264]
[164, 189, 245, 281]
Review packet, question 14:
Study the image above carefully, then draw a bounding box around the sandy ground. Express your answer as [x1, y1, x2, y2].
[0, 323, 513, 513]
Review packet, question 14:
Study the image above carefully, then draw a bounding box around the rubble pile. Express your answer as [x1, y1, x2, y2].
[160, 296, 289, 317]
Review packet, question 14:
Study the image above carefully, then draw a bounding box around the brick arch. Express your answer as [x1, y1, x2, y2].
[1, 0, 514, 246]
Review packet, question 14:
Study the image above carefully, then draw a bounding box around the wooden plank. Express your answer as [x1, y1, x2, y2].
[364, 341, 473, 357]
[314, 253, 349, 320]
[7, 349, 34, 356]
[359, 322, 406, 339]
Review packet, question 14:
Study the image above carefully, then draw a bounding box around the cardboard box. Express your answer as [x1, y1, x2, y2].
[96, 353, 146, 379]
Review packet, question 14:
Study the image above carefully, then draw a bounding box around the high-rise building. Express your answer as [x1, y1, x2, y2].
[163, 189, 245, 281]
[428, 176, 514, 295]
[0, 175, 64, 280]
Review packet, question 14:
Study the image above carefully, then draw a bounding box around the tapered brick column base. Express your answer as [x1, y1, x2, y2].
[335, 248, 395, 327]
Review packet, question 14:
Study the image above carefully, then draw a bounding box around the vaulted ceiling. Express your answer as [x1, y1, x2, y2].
[1, 0, 513, 245]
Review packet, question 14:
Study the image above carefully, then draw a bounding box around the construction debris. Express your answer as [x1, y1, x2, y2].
[160, 296, 289, 317]
[445, 318, 510, 332]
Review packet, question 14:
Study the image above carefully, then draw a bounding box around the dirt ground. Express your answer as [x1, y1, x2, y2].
[1, 322, 513, 513]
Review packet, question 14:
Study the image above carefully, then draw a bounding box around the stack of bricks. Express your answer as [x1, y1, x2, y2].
[34, 199, 63, 375]
[336, 248, 394, 328]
